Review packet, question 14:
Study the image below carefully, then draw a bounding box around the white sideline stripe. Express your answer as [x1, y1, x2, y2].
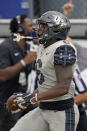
[0, 39, 5, 44]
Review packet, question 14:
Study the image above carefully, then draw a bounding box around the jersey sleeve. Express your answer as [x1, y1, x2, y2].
[54, 44, 76, 66]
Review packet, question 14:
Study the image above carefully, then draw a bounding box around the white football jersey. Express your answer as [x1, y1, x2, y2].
[36, 40, 77, 102]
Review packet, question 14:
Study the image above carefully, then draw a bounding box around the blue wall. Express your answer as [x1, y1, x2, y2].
[0, 0, 29, 19]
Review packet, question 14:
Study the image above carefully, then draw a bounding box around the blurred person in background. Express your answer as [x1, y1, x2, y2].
[63, 2, 87, 131]
[62, 2, 74, 19]
[0, 14, 37, 131]
[26, 24, 39, 94]
[62, 1, 74, 43]
[73, 47, 87, 131]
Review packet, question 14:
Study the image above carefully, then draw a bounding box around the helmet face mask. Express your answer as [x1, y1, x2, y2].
[38, 23, 48, 37]
[37, 11, 71, 45]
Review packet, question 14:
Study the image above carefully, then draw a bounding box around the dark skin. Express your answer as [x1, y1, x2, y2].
[31, 64, 73, 103]
[0, 18, 37, 82]
[74, 92, 87, 105]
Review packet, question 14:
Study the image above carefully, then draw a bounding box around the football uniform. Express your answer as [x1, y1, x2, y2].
[36, 40, 77, 102]
[10, 11, 79, 131]
[11, 40, 79, 131]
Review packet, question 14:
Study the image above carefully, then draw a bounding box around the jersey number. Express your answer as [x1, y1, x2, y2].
[36, 59, 44, 85]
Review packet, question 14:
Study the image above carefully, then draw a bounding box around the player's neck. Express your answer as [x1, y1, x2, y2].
[44, 40, 57, 48]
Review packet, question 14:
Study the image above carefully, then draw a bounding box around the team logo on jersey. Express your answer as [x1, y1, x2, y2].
[14, 52, 19, 56]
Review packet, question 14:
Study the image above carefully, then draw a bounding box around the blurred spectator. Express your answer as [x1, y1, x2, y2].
[0, 14, 37, 131]
[62, 2, 74, 43]
[62, 2, 74, 19]
[73, 45, 87, 131]
[62, 2, 87, 131]
[26, 29, 39, 94]
[26, 24, 39, 94]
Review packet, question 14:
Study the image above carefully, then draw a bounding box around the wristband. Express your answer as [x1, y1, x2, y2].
[35, 93, 38, 101]
[20, 59, 26, 67]
[30, 93, 38, 104]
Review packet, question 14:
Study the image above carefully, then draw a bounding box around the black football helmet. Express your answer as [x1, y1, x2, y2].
[38, 11, 71, 44]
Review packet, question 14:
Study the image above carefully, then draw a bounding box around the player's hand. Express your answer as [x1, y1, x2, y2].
[62, 3, 74, 13]
[6, 93, 34, 114]
[24, 52, 37, 65]
[62, 2, 74, 19]
[30, 95, 40, 105]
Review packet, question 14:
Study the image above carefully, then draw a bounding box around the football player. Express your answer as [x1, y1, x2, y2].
[11, 11, 79, 131]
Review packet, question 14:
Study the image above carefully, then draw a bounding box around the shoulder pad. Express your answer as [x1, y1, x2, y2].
[54, 45, 76, 66]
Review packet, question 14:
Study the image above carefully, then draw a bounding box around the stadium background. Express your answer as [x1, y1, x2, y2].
[0, 0, 87, 38]
[0, 0, 87, 91]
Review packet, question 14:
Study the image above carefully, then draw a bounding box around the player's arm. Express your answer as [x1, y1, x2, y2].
[31, 44, 76, 103]
[36, 65, 73, 101]
[33, 88, 39, 94]
[6, 66, 73, 112]
[74, 92, 87, 105]
[0, 62, 25, 82]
